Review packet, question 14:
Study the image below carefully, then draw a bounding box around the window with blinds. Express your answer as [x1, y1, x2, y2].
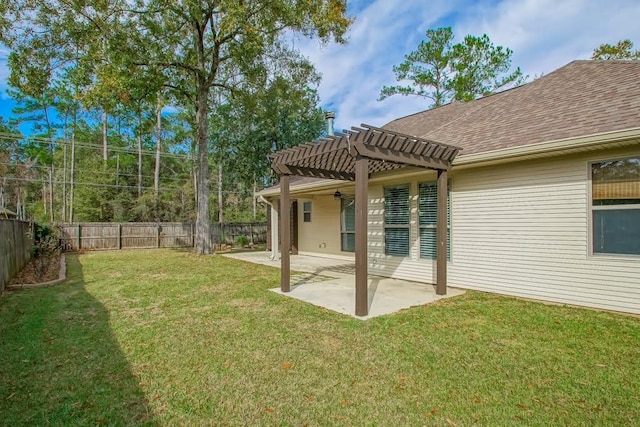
[384, 185, 410, 256]
[341, 197, 355, 252]
[591, 157, 640, 255]
[418, 182, 450, 259]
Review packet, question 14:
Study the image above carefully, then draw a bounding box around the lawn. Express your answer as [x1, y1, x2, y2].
[0, 250, 638, 426]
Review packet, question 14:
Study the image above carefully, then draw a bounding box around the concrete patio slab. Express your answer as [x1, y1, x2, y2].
[223, 251, 465, 319]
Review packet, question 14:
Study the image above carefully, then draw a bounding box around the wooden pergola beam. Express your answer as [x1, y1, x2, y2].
[352, 141, 450, 171]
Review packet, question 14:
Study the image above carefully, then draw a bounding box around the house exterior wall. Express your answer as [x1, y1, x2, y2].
[297, 195, 346, 256]
[364, 145, 640, 314]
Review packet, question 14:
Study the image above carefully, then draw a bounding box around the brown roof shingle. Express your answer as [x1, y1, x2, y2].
[383, 60, 640, 156]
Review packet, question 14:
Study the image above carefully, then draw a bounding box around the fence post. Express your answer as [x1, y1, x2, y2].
[191, 222, 195, 247]
[117, 223, 122, 250]
[77, 224, 81, 250]
[157, 224, 161, 248]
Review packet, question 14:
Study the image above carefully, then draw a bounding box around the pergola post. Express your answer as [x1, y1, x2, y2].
[280, 175, 290, 292]
[436, 169, 448, 295]
[355, 156, 369, 316]
[269, 203, 279, 260]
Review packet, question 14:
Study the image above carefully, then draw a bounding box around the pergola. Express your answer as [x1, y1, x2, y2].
[270, 124, 461, 316]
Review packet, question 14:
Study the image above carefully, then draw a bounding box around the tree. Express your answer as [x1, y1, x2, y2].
[117, 0, 351, 254]
[592, 39, 640, 60]
[1, 0, 348, 230]
[207, 51, 326, 223]
[6, 43, 59, 223]
[379, 27, 454, 107]
[379, 27, 525, 108]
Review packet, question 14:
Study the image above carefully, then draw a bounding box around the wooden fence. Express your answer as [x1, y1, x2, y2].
[59, 222, 267, 251]
[59, 222, 194, 250]
[211, 222, 267, 245]
[0, 220, 34, 293]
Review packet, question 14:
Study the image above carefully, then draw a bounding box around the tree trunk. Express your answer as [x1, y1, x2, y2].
[62, 143, 67, 221]
[102, 110, 108, 162]
[49, 164, 54, 223]
[115, 154, 120, 187]
[192, 154, 197, 219]
[69, 118, 76, 223]
[252, 179, 257, 220]
[42, 180, 47, 215]
[137, 109, 143, 197]
[154, 100, 162, 205]
[194, 81, 211, 254]
[43, 103, 54, 223]
[218, 162, 223, 224]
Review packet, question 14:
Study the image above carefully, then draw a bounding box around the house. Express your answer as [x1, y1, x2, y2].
[259, 60, 640, 316]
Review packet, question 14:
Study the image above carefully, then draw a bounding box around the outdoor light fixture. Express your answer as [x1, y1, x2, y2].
[333, 190, 342, 200]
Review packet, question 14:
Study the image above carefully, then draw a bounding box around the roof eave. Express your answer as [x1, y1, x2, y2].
[453, 127, 640, 167]
[259, 127, 640, 196]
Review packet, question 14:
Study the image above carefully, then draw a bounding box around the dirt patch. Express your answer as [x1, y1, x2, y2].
[10, 255, 61, 285]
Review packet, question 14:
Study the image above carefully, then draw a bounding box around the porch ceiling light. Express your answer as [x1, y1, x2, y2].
[333, 190, 342, 200]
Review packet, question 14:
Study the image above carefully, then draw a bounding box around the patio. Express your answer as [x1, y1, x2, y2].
[222, 251, 465, 319]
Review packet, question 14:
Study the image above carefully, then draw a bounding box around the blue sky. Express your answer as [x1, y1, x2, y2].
[1, 0, 640, 133]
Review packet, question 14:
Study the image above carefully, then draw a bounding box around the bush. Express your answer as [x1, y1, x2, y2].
[30, 224, 62, 277]
[236, 235, 250, 247]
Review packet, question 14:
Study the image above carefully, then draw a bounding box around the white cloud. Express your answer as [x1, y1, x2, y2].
[300, 0, 640, 130]
[297, 0, 463, 130]
[452, 0, 640, 78]
[2, 1, 640, 129]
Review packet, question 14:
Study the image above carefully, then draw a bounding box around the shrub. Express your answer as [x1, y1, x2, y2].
[236, 235, 249, 247]
[30, 224, 62, 277]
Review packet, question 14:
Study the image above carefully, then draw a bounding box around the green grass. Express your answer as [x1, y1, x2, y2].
[1, 250, 638, 426]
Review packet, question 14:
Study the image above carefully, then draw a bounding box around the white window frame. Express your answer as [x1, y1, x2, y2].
[302, 201, 312, 223]
[418, 180, 451, 260]
[589, 155, 640, 257]
[340, 196, 355, 252]
[383, 185, 411, 257]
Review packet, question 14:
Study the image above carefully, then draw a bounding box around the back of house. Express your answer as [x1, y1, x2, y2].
[260, 60, 640, 315]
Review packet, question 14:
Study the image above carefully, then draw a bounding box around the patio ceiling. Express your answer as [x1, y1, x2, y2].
[270, 124, 461, 180]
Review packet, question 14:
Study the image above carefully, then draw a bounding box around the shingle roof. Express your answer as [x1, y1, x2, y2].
[259, 60, 640, 195]
[383, 60, 640, 155]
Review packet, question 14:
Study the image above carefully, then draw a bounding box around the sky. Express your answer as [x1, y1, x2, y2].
[1, 0, 640, 133]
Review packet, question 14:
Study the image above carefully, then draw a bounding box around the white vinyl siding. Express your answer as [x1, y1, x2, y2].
[297, 196, 343, 255]
[368, 146, 640, 314]
[296, 146, 640, 314]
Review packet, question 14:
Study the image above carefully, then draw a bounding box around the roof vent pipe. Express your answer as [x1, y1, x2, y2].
[325, 111, 335, 136]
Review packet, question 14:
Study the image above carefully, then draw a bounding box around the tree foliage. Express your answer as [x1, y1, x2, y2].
[379, 27, 525, 108]
[0, 0, 351, 252]
[592, 39, 640, 60]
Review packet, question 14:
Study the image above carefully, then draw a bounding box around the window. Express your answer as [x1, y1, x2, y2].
[384, 185, 410, 256]
[340, 197, 355, 252]
[303, 201, 312, 222]
[418, 182, 451, 259]
[591, 157, 640, 255]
